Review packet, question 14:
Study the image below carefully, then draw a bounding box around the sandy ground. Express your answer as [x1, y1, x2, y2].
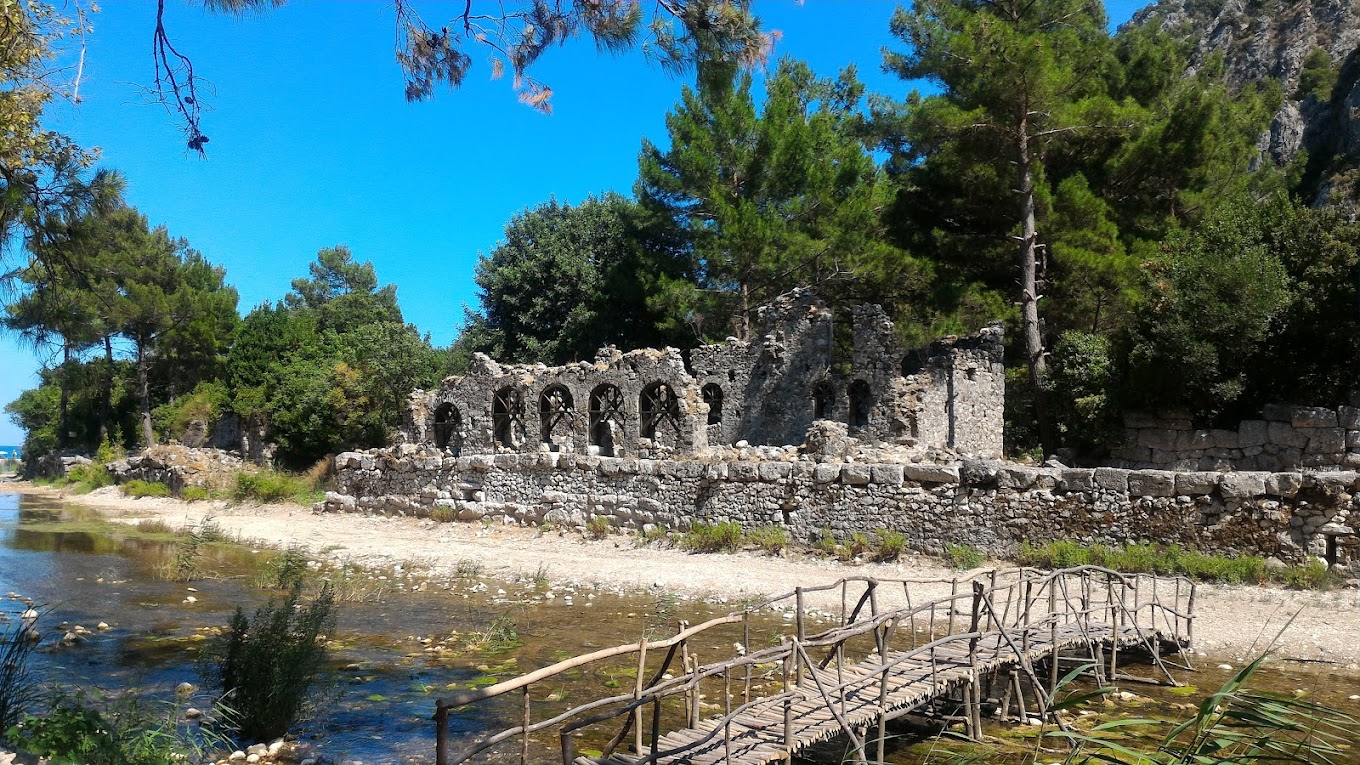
[10, 480, 1360, 668]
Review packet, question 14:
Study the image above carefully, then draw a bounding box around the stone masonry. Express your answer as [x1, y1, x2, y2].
[1115, 405, 1360, 472]
[325, 447, 1358, 569]
[406, 290, 1006, 460]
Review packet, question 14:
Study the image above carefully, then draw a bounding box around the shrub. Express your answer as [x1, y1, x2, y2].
[945, 543, 986, 570]
[234, 471, 319, 505]
[151, 381, 229, 444]
[122, 480, 171, 499]
[747, 525, 790, 555]
[1278, 558, 1332, 589]
[159, 515, 223, 583]
[840, 532, 872, 562]
[179, 486, 210, 502]
[585, 516, 612, 539]
[812, 527, 839, 557]
[6, 693, 227, 765]
[681, 521, 744, 553]
[874, 529, 907, 562]
[260, 546, 309, 591]
[634, 525, 673, 548]
[430, 506, 455, 523]
[199, 583, 337, 743]
[66, 464, 113, 494]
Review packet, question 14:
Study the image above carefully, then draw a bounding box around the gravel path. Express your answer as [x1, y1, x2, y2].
[13, 481, 1360, 668]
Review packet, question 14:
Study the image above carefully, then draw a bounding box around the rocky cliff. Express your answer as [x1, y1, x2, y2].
[1131, 0, 1360, 204]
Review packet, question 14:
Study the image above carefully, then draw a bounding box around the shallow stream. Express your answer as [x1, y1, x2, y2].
[2, 490, 1356, 765]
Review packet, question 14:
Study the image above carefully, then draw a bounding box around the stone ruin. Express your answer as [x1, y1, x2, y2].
[404, 290, 1006, 460]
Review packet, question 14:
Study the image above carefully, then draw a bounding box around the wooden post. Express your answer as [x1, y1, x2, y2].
[948, 578, 959, 634]
[635, 638, 648, 755]
[1048, 577, 1059, 710]
[1186, 582, 1197, 650]
[521, 686, 531, 765]
[434, 701, 448, 765]
[743, 611, 752, 703]
[782, 645, 793, 762]
[678, 623, 691, 728]
[1110, 585, 1122, 686]
[968, 581, 984, 741]
[689, 655, 701, 728]
[724, 666, 732, 763]
[795, 587, 805, 685]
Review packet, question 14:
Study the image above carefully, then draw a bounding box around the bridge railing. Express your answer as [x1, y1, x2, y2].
[433, 566, 1195, 765]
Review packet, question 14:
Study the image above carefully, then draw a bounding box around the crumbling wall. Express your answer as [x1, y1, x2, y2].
[325, 446, 1358, 569]
[1115, 405, 1360, 472]
[414, 346, 706, 460]
[690, 290, 835, 447]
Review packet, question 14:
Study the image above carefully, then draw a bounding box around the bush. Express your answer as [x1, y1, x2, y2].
[122, 480, 171, 499]
[747, 525, 790, 555]
[152, 381, 229, 444]
[813, 527, 839, 557]
[234, 471, 318, 505]
[874, 529, 907, 562]
[839, 532, 872, 562]
[945, 543, 986, 570]
[66, 464, 113, 494]
[199, 583, 336, 743]
[179, 486, 211, 502]
[5, 695, 226, 765]
[681, 521, 744, 553]
[585, 516, 612, 539]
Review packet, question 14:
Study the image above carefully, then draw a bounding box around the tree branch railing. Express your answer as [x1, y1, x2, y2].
[433, 566, 1196, 765]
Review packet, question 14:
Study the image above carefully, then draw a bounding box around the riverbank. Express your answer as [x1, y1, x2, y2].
[9, 479, 1359, 667]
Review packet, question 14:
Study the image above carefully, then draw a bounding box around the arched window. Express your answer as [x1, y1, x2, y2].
[702, 383, 723, 427]
[812, 381, 835, 420]
[848, 379, 872, 431]
[640, 382, 681, 439]
[432, 402, 461, 453]
[588, 384, 625, 456]
[539, 385, 574, 445]
[492, 386, 526, 447]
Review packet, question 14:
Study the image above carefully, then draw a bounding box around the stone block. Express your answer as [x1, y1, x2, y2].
[870, 464, 904, 485]
[1174, 471, 1219, 496]
[1340, 406, 1360, 430]
[1209, 429, 1239, 450]
[599, 458, 622, 476]
[758, 461, 793, 481]
[1238, 420, 1268, 448]
[1093, 467, 1130, 494]
[1264, 472, 1303, 498]
[1126, 470, 1174, 497]
[1175, 430, 1213, 451]
[813, 463, 841, 483]
[1267, 422, 1309, 449]
[997, 466, 1038, 490]
[1307, 428, 1346, 454]
[1348, 431, 1360, 449]
[903, 464, 960, 484]
[1219, 471, 1269, 499]
[1032, 468, 1059, 490]
[841, 464, 872, 485]
[1059, 468, 1095, 492]
[1136, 428, 1178, 451]
[1292, 406, 1338, 428]
[728, 462, 759, 482]
[1313, 471, 1360, 491]
[961, 458, 1001, 485]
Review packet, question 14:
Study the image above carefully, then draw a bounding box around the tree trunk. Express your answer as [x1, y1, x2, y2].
[137, 341, 156, 447]
[98, 335, 113, 444]
[1016, 112, 1056, 457]
[58, 343, 71, 450]
[739, 280, 751, 341]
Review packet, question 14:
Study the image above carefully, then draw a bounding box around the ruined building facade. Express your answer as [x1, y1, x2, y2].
[405, 291, 1005, 459]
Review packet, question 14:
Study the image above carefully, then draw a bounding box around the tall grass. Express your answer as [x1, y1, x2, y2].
[0, 608, 40, 739]
[1016, 540, 1339, 588]
[681, 521, 744, 552]
[233, 470, 323, 506]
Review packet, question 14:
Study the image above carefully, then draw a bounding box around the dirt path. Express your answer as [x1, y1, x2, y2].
[11, 480, 1360, 667]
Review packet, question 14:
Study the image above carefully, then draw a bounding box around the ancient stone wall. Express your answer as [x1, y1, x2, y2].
[409, 291, 1006, 459]
[325, 446, 1358, 569]
[1115, 405, 1360, 472]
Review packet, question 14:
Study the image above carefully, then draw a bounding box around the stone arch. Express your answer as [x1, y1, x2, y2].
[702, 383, 723, 427]
[539, 385, 574, 446]
[848, 379, 872, 431]
[432, 402, 462, 454]
[588, 383, 625, 457]
[640, 382, 681, 440]
[812, 381, 835, 420]
[492, 386, 526, 448]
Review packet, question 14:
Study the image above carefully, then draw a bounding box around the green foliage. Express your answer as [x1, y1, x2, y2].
[1049, 655, 1357, 763]
[873, 529, 907, 562]
[812, 527, 840, 557]
[0, 611, 39, 740]
[1048, 332, 1122, 454]
[464, 616, 521, 654]
[4, 692, 225, 765]
[260, 546, 309, 591]
[638, 58, 931, 338]
[66, 463, 113, 493]
[585, 516, 612, 540]
[1015, 540, 1342, 588]
[1297, 47, 1338, 101]
[160, 515, 223, 583]
[680, 521, 744, 553]
[944, 543, 985, 570]
[747, 525, 790, 555]
[7, 704, 130, 765]
[839, 531, 872, 562]
[151, 380, 228, 443]
[199, 582, 337, 743]
[458, 194, 691, 364]
[233, 471, 320, 506]
[179, 486, 210, 502]
[121, 480, 171, 499]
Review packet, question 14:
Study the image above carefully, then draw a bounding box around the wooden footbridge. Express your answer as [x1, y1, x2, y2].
[434, 566, 1196, 765]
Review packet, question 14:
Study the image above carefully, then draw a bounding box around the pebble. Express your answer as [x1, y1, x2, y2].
[1216, 664, 1233, 670]
[183, 596, 198, 604]
[185, 708, 202, 720]
[97, 622, 110, 630]
[247, 744, 267, 757]
[1349, 694, 1359, 701]
[176, 682, 196, 696]
[268, 741, 284, 755]
[246, 755, 260, 764]
[229, 751, 246, 762]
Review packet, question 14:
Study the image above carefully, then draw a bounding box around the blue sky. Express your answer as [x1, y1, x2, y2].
[0, 0, 1151, 447]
